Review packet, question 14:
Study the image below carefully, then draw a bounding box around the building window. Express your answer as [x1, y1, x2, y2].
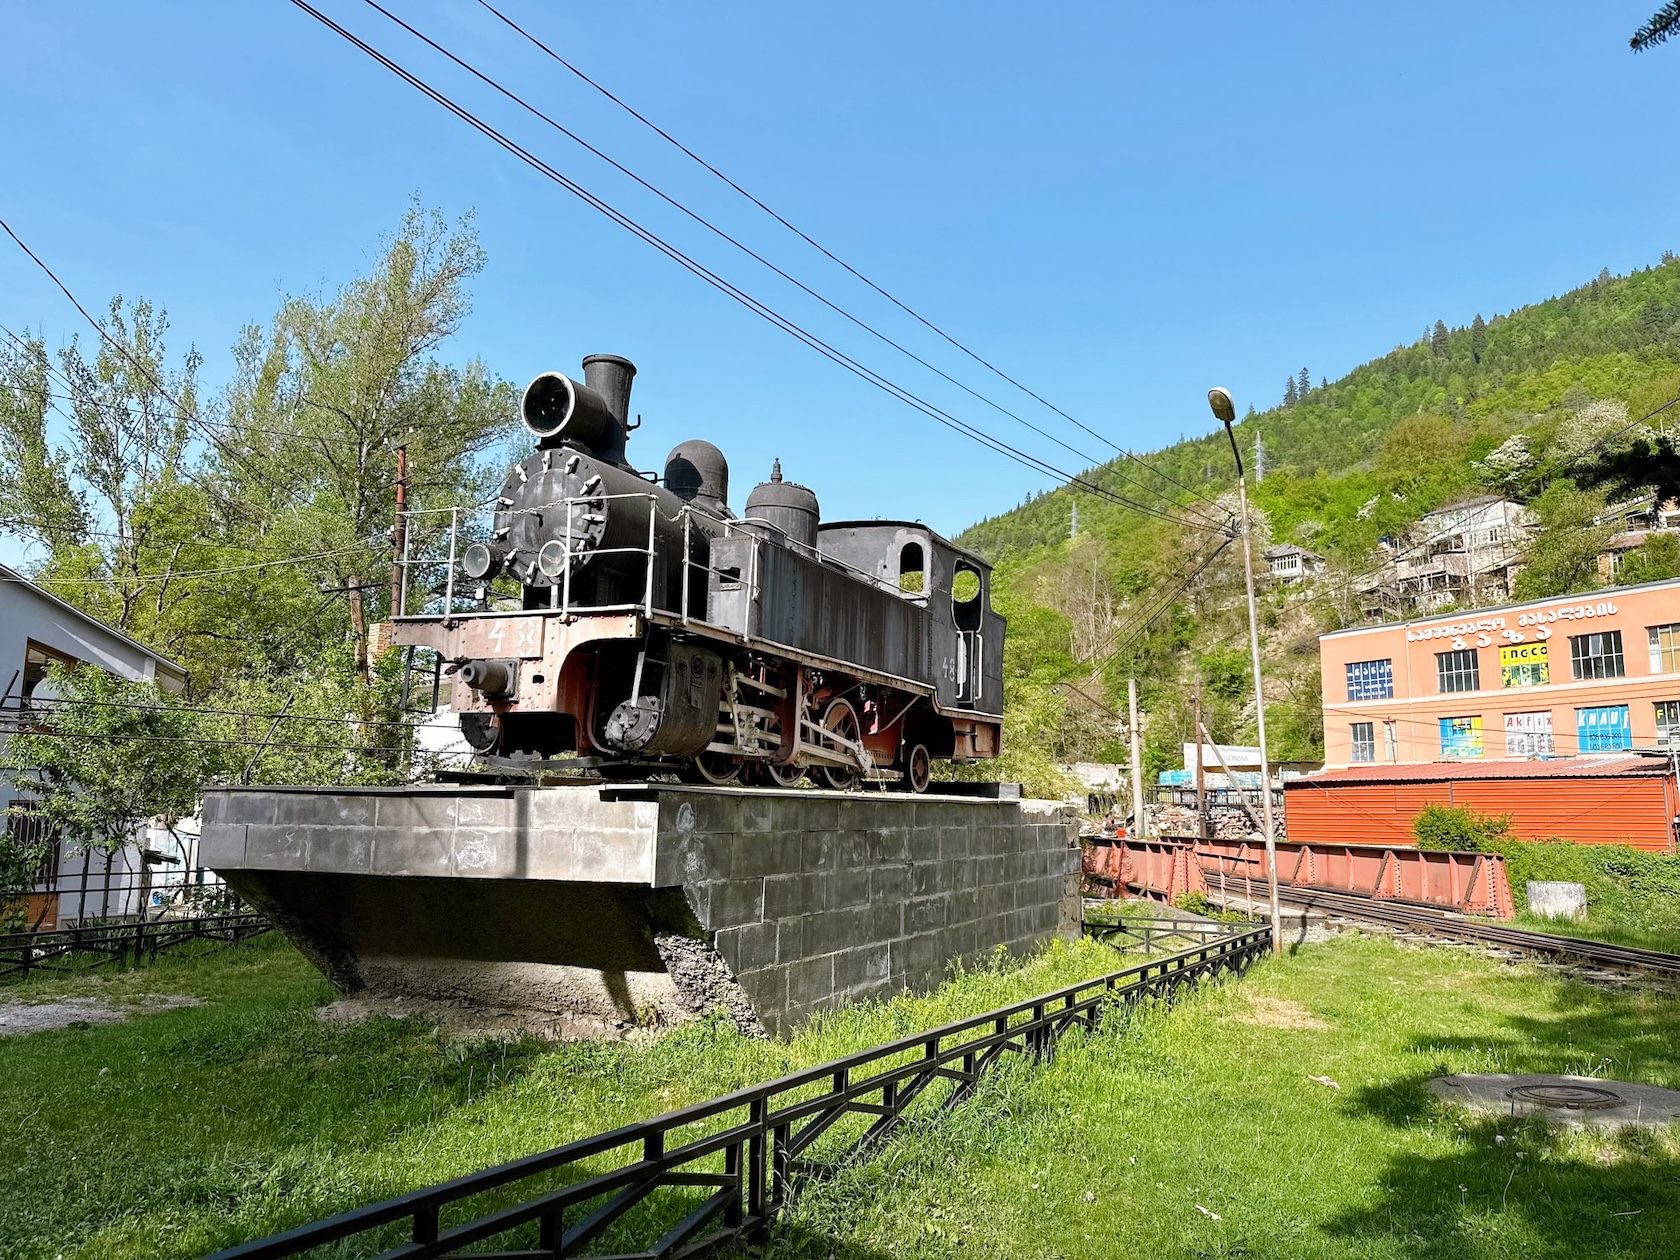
[1344, 659, 1393, 701]
[1651, 624, 1680, 674]
[1657, 701, 1680, 750]
[20, 640, 80, 709]
[1569, 630, 1625, 680]
[1504, 711, 1554, 757]
[1576, 704, 1631, 752]
[1436, 648, 1480, 694]
[1439, 716, 1484, 758]
[1350, 722, 1375, 763]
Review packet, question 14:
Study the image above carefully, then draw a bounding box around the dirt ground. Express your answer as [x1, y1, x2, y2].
[0, 994, 202, 1037]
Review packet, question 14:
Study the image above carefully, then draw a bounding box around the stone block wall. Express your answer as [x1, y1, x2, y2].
[649, 789, 1081, 1034]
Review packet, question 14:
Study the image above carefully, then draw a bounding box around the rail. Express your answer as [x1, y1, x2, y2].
[208, 925, 1270, 1259]
[1275, 887, 1680, 976]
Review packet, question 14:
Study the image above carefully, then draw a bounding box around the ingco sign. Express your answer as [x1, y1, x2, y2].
[1499, 641, 1549, 687]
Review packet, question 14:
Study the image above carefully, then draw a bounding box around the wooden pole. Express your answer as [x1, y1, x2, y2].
[1128, 678, 1147, 838]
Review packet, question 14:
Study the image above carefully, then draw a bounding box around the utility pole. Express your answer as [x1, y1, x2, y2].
[390, 444, 409, 618]
[1193, 675, 1207, 841]
[1128, 677, 1148, 838]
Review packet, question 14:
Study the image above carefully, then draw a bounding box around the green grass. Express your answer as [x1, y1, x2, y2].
[0, 932, 1134, 1259]
[775, 936, 1680, 1259]
[6, 933, 1679, 1260]
[1498, 841, 1680, 955]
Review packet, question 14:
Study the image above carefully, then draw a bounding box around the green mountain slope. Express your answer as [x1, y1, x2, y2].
[957, 257, 1680, 796]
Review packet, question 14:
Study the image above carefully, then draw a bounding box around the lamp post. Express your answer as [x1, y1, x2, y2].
[1207, 386, 1282, 953]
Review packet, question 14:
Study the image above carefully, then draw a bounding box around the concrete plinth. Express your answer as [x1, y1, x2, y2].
[203, 784, 1080, 1036]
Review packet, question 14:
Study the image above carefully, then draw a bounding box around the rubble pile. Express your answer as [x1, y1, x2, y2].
[1149, 805, 1260, 842]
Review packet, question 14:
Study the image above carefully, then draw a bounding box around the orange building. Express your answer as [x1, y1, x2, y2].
[1318, 577, 1680, 768]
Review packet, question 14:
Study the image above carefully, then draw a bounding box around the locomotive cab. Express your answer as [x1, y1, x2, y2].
[815, 522, 1005, 718]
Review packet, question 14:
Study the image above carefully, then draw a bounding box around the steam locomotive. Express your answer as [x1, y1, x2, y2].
[392, 353, 1003, 790]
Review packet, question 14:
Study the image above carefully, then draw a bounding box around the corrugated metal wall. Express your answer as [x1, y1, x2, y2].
[1285, 774, 1677, 852]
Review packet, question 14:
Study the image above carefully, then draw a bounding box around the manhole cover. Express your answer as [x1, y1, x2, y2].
[1505, 1083, 1623, 1111]
[1428, 1073, 1680, 1129]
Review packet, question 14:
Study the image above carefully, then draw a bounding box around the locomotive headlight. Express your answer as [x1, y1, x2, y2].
[461, 542, 500, 581]
[536, 538, 570, 578]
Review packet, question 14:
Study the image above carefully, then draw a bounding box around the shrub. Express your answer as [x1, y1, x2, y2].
[1412, 803, 1512, 852]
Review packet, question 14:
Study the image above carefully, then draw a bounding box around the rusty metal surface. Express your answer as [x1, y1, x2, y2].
[1084, 834, 1516, 919]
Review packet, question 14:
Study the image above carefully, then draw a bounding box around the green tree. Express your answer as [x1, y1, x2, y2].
[0, 299, 205, 633]
[3, 665, 211, 886]
[1431, 319, 1450, 358]
[1283, 375, 1298, 407]
[1297, 366, 1311, 400]
[1470, 313, 1487, 364]
[222, 205, 516, 684]
[1616, 531, 1680, 584]
[1511, 482, 1614, 600]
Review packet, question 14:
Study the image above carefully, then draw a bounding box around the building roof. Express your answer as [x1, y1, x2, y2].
[1286, 755, 1672, 788]
[1421, 494, 1511, 516]
[1320, 573, 1680, 640]
[0, 561, 186, 688]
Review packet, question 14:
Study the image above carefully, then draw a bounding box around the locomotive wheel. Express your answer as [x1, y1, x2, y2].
[819, 697, 864, 791]
[905, 743, 931, 794]
[687, 751, 741, 786]
[763, 760, 806, 788]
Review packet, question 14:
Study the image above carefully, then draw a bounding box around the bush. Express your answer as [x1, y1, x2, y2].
[1412, 803, 1512, 852]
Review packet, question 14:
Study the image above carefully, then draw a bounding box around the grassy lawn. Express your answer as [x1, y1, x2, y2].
[778, 935, 1680, 1260]
[1497, 841, 1680, 956]
[0, 932, 1134, 1259]
[5, 931, 1678, 1259]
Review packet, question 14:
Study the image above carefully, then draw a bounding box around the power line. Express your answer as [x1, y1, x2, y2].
[1081, 535, 1235, 677]
[284, 0, 1224, 535]
[472, 0, 1228, 521]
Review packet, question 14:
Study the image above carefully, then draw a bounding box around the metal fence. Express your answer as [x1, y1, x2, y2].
[1, 851, 267, 982]
[1, 911, 270, 982]
[210, 924, 1270, 1260]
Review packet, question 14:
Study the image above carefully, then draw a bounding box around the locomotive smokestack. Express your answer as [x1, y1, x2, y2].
[582, 353, 636, 429]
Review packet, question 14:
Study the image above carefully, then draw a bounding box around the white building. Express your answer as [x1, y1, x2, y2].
[1, 562, 187, 928]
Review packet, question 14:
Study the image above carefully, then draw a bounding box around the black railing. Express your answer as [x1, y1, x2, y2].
[209, 925, 1270, 1260]
[1081, 913, 1254, 953]
[0, 912, 270, 982]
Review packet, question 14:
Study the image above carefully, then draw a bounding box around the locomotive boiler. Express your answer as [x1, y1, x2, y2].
[392, 353, 1004, 791]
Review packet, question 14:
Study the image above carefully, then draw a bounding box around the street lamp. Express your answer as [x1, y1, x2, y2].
[1207, 387, 1283, 953]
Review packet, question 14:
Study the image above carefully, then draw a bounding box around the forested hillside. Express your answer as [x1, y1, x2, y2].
[959, 257, 1680, 794]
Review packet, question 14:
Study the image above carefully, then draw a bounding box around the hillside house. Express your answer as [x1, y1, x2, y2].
[1357, 496, 1536, 619]
[1264, 545, 1327, 584]
[1596, 496, 1680, 580]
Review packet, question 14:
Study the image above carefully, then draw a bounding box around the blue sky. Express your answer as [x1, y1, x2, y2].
[1, 1, 1675, 550]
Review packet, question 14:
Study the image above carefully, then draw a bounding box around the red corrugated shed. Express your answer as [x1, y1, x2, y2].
[1284, 756, 1678, 852]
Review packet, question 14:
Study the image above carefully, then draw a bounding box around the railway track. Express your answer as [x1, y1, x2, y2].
[1275, 887, 1680, 978]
